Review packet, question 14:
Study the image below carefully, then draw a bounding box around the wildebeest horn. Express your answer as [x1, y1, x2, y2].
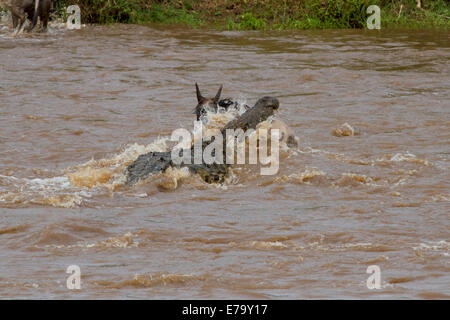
[195, 83, 203, 103]
[214, 85, 223, 103]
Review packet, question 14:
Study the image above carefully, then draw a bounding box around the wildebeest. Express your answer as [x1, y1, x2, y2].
[0, 0, 51, 34]
[192, 84, 297, 147]
[193, 83, 251, 122]
[193, 83, 223, 122]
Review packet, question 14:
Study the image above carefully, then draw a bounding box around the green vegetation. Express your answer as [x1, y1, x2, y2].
[52, 0, 201, 25]
[5, 0, 450, 30]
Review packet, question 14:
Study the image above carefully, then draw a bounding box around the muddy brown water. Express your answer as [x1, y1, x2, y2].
[0, 23, 449, 299]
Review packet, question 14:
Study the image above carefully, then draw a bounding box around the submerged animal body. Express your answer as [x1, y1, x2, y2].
[218, 98, 250, 115]
[0, 0, 51, 33]
[126, 84, 297, 185]
[270, 119, 298, 148]
[127, 95, 280, 184]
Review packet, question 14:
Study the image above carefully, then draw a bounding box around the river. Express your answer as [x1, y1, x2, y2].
[0, 23, 449, 299]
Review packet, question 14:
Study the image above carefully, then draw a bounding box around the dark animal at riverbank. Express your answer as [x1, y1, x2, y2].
[28, 0, 51, 31]
[0, 0, 51, 33]
[126, 96, 280, 184]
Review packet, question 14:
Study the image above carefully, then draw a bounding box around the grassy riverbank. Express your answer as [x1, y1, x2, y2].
[5, 0, 450, 30]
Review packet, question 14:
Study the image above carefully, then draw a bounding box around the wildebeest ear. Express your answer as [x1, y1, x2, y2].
[195, 83, 203, 103]
[214, 85, 223, 103]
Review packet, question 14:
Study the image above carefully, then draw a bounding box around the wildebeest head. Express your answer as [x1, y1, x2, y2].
[193, 83, 223, 121]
